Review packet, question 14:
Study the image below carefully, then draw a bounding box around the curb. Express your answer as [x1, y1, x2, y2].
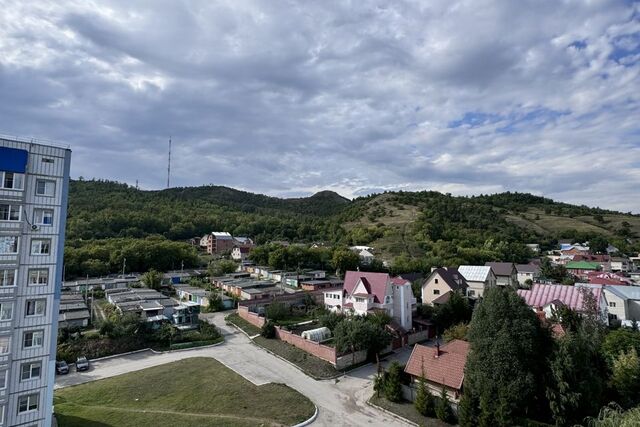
[366, 397, 419, 427]
[86, 338, 225, 362]
[292, 405, 319, 427]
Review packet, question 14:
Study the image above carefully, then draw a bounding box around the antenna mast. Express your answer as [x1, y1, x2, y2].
[167, 136, 172, 188]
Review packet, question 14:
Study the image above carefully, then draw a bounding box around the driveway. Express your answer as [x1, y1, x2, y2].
[56, 311, 412, 426]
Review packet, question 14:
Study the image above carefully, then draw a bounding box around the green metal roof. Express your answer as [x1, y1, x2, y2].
[565, 261, 600, 270]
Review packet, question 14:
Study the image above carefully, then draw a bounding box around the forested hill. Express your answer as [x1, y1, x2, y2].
[64, 179, 640, 277]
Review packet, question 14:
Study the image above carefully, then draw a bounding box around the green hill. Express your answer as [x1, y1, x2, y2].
[64, 180, 639, 277]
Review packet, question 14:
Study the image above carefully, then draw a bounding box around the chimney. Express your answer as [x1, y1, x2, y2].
[431, 267, 438, 273]
[435, 341, 440, 358]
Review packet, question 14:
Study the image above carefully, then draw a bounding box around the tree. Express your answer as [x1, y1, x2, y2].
[208, 260, 238, 277]
[414, 359, 436, 416]
[435, 386, 455, 424]
[141, 269, 162, 290]
[318, 311, 346, 332]
[460, 287, 551, 427]
[590, 235, 608, 254]
[602, 329, 640, 361]
[207, 291, 224, 312]
[384, 361, 403, 402]
[331, 248, 360, 277]
[333, 317, 391, 362]
[266, 301, 289, 322]
[434, 291, 472, 332]
[610, 348, 640, 408]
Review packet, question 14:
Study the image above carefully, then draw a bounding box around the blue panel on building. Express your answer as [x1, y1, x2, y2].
[0, 147, 29, 173]
[171, 277, 181, 284]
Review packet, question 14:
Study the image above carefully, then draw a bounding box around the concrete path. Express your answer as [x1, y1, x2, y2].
[55, 312, 413, 426]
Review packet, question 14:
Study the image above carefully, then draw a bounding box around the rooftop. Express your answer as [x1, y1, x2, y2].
[405, 340, 470, 390]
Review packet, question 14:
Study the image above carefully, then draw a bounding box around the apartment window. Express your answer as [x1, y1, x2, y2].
[20, 362, 41, 381]
[23, 330, 44, 349]
[0, 204, 20, 221]
[33, 209, 53, 226]
[609, 302, 617, 308]
[433, 289, 440, 295]
[0, 370, 6, 389]
[0, 303, 12, 321]
[17, 393, 38, 413]
[25, 300, 45, 317]
[0, 172, 24, 190]
[42, 158, 54, 164]
[35, 179, 55, 197]
[0, 269, 16, 287]
[30, 239, 50, 255]
[27, 269, 48, 286]
[0, 237, 18, 254]
[0, 337, 10, 355]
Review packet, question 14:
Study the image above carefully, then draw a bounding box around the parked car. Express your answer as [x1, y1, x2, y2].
[55, 361, 69, 375]
[76, 356, 90, 371]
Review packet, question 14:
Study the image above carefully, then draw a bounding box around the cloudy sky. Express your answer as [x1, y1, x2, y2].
[1, 1, 639, 211]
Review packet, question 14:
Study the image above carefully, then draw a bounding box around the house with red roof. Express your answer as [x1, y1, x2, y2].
[323, 271, 416, 330]
[404, 339, 470, 402]
[517, 283, 608, 324]
[587, 272, 632, 286]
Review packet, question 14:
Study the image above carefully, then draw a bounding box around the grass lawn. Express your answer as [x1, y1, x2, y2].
[369, 394, 450, 427]
[253, 336, 342, 379]
[225, 313, 261, 336]
[54, 357, 314, 427]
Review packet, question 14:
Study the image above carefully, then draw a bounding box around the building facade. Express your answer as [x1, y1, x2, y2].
[0, 138, 71, 426]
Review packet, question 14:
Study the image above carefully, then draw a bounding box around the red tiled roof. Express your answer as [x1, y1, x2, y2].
[405, 340, 470, 390]
[432, 291, 452, 305]
[343, 271, 390, 304]
[587, 272, 631, 286]
[390, 277, 411, 286]
[517, 284, 602, 311]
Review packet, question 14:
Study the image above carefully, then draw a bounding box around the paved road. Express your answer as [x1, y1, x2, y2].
[56, 312, 412, 426]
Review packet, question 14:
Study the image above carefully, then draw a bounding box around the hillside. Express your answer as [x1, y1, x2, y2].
[64, 180, 640, 277]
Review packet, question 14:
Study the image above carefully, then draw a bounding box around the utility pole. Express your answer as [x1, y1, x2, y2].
[122, 257, 126, 277]
[181, 260, 184, 273]
[167, 137, 172, 189]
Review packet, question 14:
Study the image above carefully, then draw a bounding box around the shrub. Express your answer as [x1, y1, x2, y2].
[435, 387, 455, 424]
[383, 361, 403, 402]
[266, 302, 289, 322]
[261, 320, 276, 338]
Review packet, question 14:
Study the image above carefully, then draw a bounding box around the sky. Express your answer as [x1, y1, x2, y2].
[0, 1, 639, 212]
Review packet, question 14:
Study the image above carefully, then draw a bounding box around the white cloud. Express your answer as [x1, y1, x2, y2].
[0, 0, 638, 211]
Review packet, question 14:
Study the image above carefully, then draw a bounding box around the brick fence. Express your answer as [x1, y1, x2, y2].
[236, 305, 368, 368]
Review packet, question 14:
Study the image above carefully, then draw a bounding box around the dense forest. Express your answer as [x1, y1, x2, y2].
[63, 179, 640, 278]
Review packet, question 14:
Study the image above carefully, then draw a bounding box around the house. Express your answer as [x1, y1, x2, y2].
[610, 257, 633, 273]
[560, 245, 591, 257]
[571, 254, 611, 271]
[300, 279, 343, 291]
[324, 271, 416, 331]
[516, 264, 541, 286]
[587, 272, 632, 286]
[457, 265, 496, 299]
[206, 231, 236, 254]
[234, 236, 254, 247]
[421, 268, 468, 306]
[526, 243, 541, 253]
[231, 246, 251, 261]
[484, 262, 518, 288]
[517, 283, 608, 324]
[565, 260, 601, 279]
[357, 249, 375, 265]
[599, 285, 640, 325]
[404, 339, 470, 402]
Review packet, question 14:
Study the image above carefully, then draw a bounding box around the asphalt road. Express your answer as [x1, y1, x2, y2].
[55, 312, 413, 426]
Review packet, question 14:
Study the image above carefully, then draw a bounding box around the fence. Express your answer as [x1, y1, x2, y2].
[237, 305, 265, 328]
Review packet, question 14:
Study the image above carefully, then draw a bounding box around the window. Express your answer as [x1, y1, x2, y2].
[35, 179, 55, 196]
[25, 300, 45, 317]
[27, 269, 48, 286]
[0, 269, 16, 287]
[42, 158, 54, 164]
[17, 393, 38, 413]
[0, 204, 20, 221]
[385, 295, 391, 304]
[433, 289, 440, 295]
[0, 237, 18, 254]
[434, 279, 439, 284]
[20, 362, 41, 381]
[0, 303, 12, 321]
[33, 209, 53, 226]
[0, 405, 4, 425]
[0, 337, 10, 354]
[0, 370, 6, 389]
[0, 172, 24, 190]
[23, 330, 44, 349]
[468, 290, 476, 297]
[30, 239, 50, 255]
[609, 302, 617, 308]
[355, 297, 365, 303]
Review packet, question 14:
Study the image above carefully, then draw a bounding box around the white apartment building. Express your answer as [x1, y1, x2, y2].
[0, 137, 71, 427]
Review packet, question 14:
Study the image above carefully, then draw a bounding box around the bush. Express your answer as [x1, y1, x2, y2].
[266, 302, 289, 322]
[383, 361, 403, 402]
[435, 387, 455, 424]
[261, 321, 276, 339]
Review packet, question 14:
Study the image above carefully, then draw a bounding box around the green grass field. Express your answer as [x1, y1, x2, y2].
[54, 357, 315, 427]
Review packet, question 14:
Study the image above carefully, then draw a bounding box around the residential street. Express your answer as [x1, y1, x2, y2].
[55, 311, 413, 426]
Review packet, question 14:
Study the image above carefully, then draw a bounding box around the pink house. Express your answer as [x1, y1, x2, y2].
[517, 283, 608, 324]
